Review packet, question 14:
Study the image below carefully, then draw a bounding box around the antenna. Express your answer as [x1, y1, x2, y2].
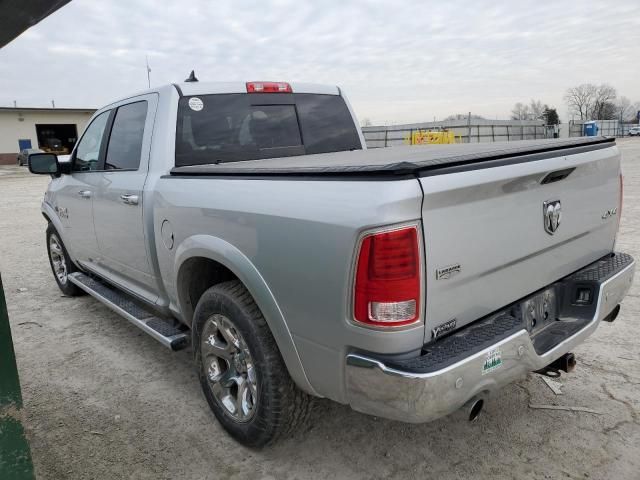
[185, 70, 198, 82]
[146, 56, 151, 88]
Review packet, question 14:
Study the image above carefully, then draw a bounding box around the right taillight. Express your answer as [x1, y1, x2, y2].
[353, 225, 422, 327]
[616, 172, 623, 236]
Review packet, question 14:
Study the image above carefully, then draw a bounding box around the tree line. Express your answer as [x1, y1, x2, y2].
[510, 100, 559, 125]
[564, 84, 639, 122]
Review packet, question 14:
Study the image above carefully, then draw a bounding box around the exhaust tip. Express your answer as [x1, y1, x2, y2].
[468, 399, 484, 422]
[603, 304, 621, 323]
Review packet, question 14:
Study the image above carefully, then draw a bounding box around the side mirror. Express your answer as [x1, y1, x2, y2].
[28, 153, 60, 176]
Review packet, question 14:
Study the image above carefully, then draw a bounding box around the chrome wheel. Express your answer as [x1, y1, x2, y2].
[49, 234, 68, 285]
[201, 314, 258, 422]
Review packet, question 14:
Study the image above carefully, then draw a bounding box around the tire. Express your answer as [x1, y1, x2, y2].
[193, 280, 311, 447]
[46, 224, 84, 296]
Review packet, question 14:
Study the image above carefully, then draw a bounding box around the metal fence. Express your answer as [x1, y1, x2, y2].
[362, 121, 553, 148]
[568, 120, 638, 138]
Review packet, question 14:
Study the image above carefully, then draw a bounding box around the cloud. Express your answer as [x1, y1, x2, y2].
[0, 0, 639, 123]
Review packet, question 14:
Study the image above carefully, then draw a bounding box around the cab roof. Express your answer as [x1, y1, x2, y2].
[175, 81, 340, 97]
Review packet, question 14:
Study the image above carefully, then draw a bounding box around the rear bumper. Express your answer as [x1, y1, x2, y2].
[345, 253, 635, 423]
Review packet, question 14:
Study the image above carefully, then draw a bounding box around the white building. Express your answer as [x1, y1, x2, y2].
[0, 107, 96, 164]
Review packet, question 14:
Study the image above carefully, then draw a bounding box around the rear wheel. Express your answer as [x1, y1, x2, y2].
[46, 224, 83, 296]
[193, 280, 311, 447]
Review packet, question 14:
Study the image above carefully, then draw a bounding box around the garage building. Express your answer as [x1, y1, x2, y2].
[0, 107, 96, 165]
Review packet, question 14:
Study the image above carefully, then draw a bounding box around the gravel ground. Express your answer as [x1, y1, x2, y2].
[1, 139, 639, 480]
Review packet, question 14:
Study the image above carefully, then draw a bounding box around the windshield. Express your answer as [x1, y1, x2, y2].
[175, 93, 361, 166]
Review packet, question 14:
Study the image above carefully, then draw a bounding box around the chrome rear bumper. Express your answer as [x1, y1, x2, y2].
[345, 254, 635, 423]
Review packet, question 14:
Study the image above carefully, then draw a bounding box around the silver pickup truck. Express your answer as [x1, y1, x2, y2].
[28, 81, 635, 447]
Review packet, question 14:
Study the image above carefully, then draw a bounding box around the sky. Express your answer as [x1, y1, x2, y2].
[1, 0, 639, 125]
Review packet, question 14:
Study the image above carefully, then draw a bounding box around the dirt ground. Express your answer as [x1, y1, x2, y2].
[1, 139, 639, 480]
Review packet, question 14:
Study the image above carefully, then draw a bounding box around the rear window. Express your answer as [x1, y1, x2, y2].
[175, 93, 361, 166]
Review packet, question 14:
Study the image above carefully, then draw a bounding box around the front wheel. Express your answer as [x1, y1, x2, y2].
[193, 280, 311, 447]
[46, 224, 83, 296]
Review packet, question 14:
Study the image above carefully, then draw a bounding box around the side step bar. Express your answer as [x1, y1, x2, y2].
[68, 272, 189, 351]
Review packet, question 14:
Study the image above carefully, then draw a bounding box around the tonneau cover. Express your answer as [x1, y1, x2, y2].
[170, 137, 615, 177]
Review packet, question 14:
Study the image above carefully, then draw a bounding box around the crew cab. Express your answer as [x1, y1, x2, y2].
[28, 80, 635, 447]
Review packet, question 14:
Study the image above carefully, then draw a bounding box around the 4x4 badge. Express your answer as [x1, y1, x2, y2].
[543, 199, 561, 235]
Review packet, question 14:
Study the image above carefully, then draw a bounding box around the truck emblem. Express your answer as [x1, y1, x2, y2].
[432, 319, 457, 339]
[436, 263, 461, 280]
[602, 208, 617, 219]
[543, 200, 562, 235]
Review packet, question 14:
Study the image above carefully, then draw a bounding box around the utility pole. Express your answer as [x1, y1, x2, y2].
[146, 56, 151, 88]
[467, 111, 472, 143]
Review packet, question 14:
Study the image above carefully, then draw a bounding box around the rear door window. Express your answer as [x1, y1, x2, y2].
[104, 101, 148, 170]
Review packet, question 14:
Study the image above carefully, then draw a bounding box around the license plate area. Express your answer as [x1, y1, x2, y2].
[519, 287, 558, 336]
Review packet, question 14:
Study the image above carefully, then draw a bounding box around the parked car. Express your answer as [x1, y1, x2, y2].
[28, 81, 635, 447]
[628, 126, 640, 136]
[42, 138, 69, 155]
[17, 148, 42, 166]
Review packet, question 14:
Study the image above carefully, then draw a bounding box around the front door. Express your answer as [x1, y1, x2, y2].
[92, 95, 159, 301]
[56, 110, 111, 264]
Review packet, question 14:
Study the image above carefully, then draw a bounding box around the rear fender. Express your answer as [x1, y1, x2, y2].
[173, 234, 318, 396]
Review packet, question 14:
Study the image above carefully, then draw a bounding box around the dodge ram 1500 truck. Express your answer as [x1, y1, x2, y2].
[28, 80, 635, 447]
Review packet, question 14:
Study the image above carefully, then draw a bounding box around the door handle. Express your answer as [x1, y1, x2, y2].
[120, 194, 139, 205]
[78, 190, 92, 199]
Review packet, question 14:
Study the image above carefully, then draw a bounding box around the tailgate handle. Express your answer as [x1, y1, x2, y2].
[541, 167, 575, 184]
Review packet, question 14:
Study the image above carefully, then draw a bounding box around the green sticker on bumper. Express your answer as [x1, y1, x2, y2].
[482, 348, 503, 375]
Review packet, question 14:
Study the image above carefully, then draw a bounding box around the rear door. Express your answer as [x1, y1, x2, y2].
[91, 94, 158, 301]
[419, 145, 621, 342]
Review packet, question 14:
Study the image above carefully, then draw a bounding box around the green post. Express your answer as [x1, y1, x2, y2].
[0, 274, 35, 479]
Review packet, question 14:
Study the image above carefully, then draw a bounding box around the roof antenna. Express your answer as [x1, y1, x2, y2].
[185, 70, 198, 82]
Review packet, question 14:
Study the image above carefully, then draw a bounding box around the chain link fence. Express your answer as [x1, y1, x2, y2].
[568, 120, 639, 137]
[362, 120, 554, 148]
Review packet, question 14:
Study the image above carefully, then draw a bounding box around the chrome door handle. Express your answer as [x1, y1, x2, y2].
[78, 190, 92, 198]
[120, 194, 139, 205]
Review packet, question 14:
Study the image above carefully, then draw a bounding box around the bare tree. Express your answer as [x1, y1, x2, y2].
[511, 102, 531, 120]
[360, 118, 373, 127]
[632, 102, 640, 122]
[444, 113, 486, 121]
[614, 97, 631, 121]
[564, 84, 597, 120]
[529, 99, 545, 120]
[591, 84, 617, 120]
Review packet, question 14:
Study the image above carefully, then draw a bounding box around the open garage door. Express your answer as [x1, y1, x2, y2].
[35, 123, 78, 154]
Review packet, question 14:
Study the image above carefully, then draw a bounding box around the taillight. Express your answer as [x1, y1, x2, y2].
[617, 172, 623, 233]
[353, 226, 422, 327]
[246, 82, 292, 93]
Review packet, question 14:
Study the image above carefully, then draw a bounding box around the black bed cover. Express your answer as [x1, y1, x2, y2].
[169, 137, 615, 178]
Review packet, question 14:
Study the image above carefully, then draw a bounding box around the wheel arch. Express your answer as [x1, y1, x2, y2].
[173, 234, 318, 396]
[42, 202, 80, 265]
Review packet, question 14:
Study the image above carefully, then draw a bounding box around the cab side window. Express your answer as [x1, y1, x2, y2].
[104, 101, 148, 170]
[73, 111, 110, 172]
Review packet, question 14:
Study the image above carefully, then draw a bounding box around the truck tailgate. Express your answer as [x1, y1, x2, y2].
[419, 144, 621, 342]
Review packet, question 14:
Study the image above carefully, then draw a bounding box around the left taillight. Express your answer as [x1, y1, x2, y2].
[353, 225, 422, 327]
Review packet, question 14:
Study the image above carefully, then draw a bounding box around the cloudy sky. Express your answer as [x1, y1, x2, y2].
[1, 0, 639, 124]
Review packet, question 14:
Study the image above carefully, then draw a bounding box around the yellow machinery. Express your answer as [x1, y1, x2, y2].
[404, 129, 461, 145]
